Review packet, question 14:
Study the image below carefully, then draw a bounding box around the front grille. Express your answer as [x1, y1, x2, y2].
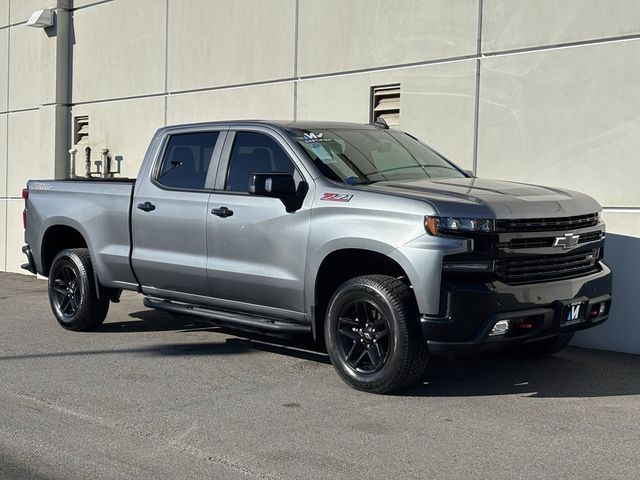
[578, 231, 604, 244]
[494, 249, 600, 285]
[507, 237, 554, 249]
[507, 230, 604, 249]
[496, 213, 599, 233]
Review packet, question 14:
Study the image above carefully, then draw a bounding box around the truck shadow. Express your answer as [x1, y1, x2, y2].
[97, 309, 219, 333]
[572, 232, 640, 354]
[409, 349, 640, 398]
[98, 308, 640, 399]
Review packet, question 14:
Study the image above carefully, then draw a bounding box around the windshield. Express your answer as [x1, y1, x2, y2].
[289, 128, 467, 185]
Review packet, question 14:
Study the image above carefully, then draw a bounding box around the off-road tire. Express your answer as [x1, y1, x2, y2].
[324, 275, 429, 394]
[48, 248, 109, 331]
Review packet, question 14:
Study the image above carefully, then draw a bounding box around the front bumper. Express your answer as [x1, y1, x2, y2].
[422, 262, 612, 355]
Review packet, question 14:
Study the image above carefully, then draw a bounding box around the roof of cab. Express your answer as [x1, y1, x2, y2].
[157, 119, 383, 135]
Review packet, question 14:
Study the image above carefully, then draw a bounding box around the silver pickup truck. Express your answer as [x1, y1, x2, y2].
[21, 120, 612, 393]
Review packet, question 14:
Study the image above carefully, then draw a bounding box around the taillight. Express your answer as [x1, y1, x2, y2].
[22, 187, 28, 229]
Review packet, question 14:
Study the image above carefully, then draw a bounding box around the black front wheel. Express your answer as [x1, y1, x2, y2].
[325, 275, 429, 394]
[48, 248, 109, 331]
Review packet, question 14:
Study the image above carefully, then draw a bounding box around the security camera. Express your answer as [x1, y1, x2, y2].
[26, 9, 55, 28]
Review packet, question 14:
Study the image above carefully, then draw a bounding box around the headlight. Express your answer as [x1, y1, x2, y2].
[425, 216, 494, 236]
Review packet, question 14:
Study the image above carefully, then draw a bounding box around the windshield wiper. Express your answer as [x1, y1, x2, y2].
[419, 164, 460, 171]
[344, 177, 377, 185]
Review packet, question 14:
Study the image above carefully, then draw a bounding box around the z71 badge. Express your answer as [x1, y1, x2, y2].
[321, 192, 353, 202]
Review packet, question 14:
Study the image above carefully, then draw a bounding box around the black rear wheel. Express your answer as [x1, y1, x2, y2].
[48, 248, 109, 331]
[325, 275, 429, 394]
[51, 264, 82, 319]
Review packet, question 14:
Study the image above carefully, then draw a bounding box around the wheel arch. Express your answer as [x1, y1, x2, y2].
[41, 223, 91, 276]
[310, 246, 418, 341]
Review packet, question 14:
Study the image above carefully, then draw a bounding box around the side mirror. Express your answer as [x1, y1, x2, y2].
[249, 173, 306, 212]
[249, 173, 296, 197]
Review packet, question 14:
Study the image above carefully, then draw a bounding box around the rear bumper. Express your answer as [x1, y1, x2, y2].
[422, 263, 612, 355]
[21, 245, 37, 274]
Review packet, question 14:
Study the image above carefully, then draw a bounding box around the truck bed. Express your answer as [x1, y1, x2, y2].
[25, 178, 138, 289]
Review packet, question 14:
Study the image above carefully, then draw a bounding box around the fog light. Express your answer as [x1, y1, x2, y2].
[590, 302, 607, 318]
[490, 320, 510, 336]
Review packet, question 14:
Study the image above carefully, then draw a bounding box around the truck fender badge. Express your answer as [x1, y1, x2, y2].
[33, 182, 52, 190]
[553, 233, 580, 249]
[321, 192, 353, 202]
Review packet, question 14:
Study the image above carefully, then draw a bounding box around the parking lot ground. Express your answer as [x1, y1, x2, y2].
[1, 272, 639, 480]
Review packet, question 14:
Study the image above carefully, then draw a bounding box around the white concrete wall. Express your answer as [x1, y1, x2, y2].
[296, 61, 477, 170]
[2, 0, 639, 353]
[1, 1, 71, 275]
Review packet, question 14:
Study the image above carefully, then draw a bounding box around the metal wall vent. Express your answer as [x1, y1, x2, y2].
[370, 84, 400, 127]
[74, 116, 89, 144]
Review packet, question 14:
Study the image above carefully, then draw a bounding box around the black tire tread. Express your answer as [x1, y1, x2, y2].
[326, 274, 429, 394]
[48, 248, 109, 331]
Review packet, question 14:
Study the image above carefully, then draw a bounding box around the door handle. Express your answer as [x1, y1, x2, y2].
[137, 201, 156, 212]
[211, 206, 233, 218]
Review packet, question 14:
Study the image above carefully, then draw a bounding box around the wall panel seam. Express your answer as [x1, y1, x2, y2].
[4, 0, 8, 271]
[0, 21, 26, 30]
[293, 0, 300, 121]
[72, 91, 168, 107]
[472, 0, 483, 175]
[163, 0, 169, 126]
[0, 107, 40, 115]
[483, 32, 640, 57]
[72, 0, 116, 11]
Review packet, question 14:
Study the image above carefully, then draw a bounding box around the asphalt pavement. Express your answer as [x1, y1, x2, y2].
[0, 272, 639, 479]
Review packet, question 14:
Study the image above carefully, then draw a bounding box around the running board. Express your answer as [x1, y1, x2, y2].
[143, 297, 311, 334]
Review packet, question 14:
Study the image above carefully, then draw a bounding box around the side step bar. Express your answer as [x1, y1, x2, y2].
[143, 297, 311, 334]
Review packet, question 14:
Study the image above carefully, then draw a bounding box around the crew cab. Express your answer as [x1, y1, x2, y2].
[21, 120, 612, 393]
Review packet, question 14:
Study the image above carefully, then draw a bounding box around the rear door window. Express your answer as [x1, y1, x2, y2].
[157, 132, 220, 190]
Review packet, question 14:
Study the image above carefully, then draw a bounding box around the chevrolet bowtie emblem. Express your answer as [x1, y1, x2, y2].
[553, 233, 580, 249]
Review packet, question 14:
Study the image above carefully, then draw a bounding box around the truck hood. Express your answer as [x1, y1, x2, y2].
[360, 177, 601, 218]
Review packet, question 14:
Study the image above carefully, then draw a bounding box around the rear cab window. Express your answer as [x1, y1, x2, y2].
[157, 132, 220, 190]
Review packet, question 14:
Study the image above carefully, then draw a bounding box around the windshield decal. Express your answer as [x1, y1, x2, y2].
[302, 132, 330, 143]
[321, 192, 353, 202]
